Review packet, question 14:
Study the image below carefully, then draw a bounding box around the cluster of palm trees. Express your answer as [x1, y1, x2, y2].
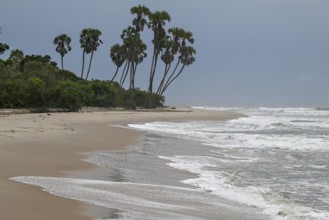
[110, 5, 196, 95]
[53, 5, 196, 95]
[53, 28, 102, 81]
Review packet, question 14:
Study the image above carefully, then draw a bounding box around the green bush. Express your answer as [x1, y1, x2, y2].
[47, 81, 82, 112]
[124, 89, 165, 109]
[0, 79, 28, 107]
[0, 55, 165, 111]
[27, 77, 46, 107]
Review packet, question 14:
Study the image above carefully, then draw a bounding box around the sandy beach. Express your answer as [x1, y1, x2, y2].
[0, 108, 242, 220]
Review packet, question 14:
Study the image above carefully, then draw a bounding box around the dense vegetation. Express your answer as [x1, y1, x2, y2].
[0, 5, 195, 112]
[0, 54, 164, 111]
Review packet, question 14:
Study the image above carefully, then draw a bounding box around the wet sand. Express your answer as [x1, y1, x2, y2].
[0, 108, 242, 220]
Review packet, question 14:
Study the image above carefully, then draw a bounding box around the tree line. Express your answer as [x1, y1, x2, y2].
[52, 5, 196, 95]
[0, 5, 195, 110]
[0, 52, 164, 111]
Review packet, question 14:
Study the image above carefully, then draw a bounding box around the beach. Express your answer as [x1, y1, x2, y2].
[0, 108, 243, 220]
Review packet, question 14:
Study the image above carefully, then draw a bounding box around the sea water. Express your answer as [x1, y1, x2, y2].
[11, 107, 329, 219]
[128, 107, 329, 219]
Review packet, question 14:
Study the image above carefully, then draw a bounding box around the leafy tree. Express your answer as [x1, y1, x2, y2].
[9, 49, 24, 63]
[80, 28, 103, 80]
[20, 54, 58, 81]
[47, 80, 82, 111]
[26, 77, 46, 107]
[53, 34, 72, 70]
[124, 88, 164, 109]
[0, 79, 27, 107]
[147, 10, 171, 93]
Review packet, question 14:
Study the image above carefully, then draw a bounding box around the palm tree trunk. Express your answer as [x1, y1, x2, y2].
[160, 60, 180, 94]
[81, 50, 85, 79]
[119, 61, 128, 85]
[130, 62, 134, 90]
[148, 42, 161, 94]
[150, 52, 159, 92]
[148, 47, 157, 93]
[121, 61, 130, 86]
[131, 62, 138, 90]
[161, 64, 185, 95]
[111, 67, 120, 83]
[85, 52, 94, 80]
[61, 55, 64, 70]
[156, 63, 171, 95]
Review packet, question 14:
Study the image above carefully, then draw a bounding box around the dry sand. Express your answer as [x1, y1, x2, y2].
[0, 108, 242, 220]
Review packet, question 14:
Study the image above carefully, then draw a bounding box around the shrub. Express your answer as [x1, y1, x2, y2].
[47, 81, 82, 111]
[26, 77, 46, 107]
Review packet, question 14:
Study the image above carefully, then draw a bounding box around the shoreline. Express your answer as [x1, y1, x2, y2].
[0, 108, 242, 220]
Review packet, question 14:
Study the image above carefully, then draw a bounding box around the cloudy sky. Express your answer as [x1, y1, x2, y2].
[1, 0, 328, 107]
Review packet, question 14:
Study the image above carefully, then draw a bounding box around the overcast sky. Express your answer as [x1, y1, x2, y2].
[1, 0, 329, 107]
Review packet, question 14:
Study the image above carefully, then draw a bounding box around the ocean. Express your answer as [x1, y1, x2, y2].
[11, 107, 329, 219]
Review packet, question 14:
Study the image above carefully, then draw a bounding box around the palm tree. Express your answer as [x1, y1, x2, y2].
[158, 28, 196, 95]
[0, 43, 9, 55]
[131, 5, 150, 32]
[147, 10, 171, 93]
[160, 46, 195, 95]
[80, 29, 88, 79]
[118, 27, 134, 86]
[0, 27, 9, 56]
[129, 5, 150, 89]
[156, 37, 175, 94]
[129, 36, 147, 89]
[53, 34, 71, 70]
[110, 44, 126, 83]
[117, 26, 147, 89]
[80, 28, 103, 80]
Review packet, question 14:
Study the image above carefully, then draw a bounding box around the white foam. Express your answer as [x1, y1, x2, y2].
[128, 107, 329, 152]
[159, 155, 329, 220]
[10, 176, 265, 220]
[159, 155, 279, 216]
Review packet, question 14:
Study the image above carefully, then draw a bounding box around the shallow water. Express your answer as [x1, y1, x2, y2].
[11, 135, 266, 220]
[128, 107, 329, 219]
[11, 107, 329, 219]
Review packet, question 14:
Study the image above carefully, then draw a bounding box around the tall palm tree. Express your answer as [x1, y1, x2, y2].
[118, 27, 134, 86]
[158, 28, 196, 95]
[147, 10, 171, 93]
[117, 26, 147, 89]
[131, 5, 150, 32]
[80, 29, 88, 79]
[129, 36, 147, 89]
[80, 28, 103, 80]
[161, 46, 195, 95]
[129, 5, 150, 89]
[156, 37, 175, 94]
[110, 44, 126, 83]
[53, 34, 71, 70]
